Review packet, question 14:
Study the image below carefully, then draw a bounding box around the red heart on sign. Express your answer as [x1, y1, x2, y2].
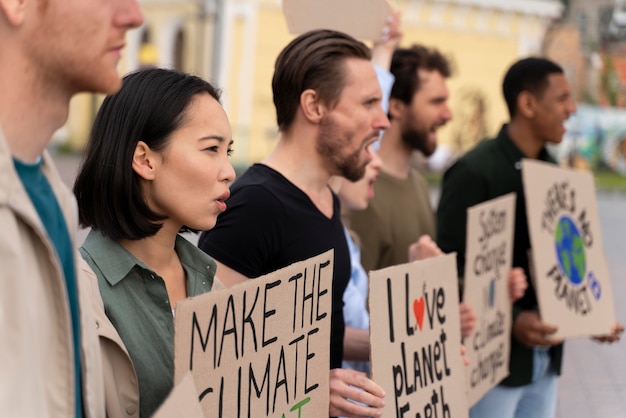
[413, 297, 425, 331]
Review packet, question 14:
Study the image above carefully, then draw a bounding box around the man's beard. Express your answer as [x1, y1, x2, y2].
[317, 115, 368, 182]
[401, 126, 436, 157]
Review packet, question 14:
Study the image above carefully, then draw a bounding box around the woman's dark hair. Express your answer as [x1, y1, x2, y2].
[74, 68, 221, 241]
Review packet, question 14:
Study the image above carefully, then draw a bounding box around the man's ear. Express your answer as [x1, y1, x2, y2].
[516, 91, 536, 119]
[388, 98, 405, 121]
[299, 89, 324, 124]
[0, 0, 28, 26]
[131, 141, 158, 180]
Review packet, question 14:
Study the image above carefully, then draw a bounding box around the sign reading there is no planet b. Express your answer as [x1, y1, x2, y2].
[369, 253, 469, 418]
[522, 159, 616, 339]
[462, 193, 516, 406]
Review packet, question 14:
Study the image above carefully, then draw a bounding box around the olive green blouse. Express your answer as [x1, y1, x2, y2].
[80, 230, 217, 418]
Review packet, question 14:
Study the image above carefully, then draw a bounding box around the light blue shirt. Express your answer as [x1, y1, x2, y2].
[373, 66, 395, 151]
[341, 227, 371, 375]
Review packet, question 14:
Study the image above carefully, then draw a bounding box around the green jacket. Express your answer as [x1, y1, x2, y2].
[436, 124, 562, 387]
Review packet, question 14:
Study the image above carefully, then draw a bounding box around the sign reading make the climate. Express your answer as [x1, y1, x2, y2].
[463, 193, 516, 406]
[369, 253, 469, 418]
[174, 250, 334, 418]
[522, 159, 616, 339]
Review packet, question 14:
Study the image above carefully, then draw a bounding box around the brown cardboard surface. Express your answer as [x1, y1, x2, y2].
[462, 193, 516, 406]
[283, 0, 393, 40]
[369, 253, 469, 418]
[153, 372, 204, 418]
[174, 250, 334, 417]
[522, 159, 616, 339]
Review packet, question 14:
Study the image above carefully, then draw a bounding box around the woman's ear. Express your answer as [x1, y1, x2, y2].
[300, 89, 324, 124]
[131, 141, 157, 180]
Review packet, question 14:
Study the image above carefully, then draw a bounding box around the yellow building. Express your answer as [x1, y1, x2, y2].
[61, 0, 563, 170]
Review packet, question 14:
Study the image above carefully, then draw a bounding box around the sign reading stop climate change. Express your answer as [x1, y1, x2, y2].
[462, 193, 516, 406]
[522, 159, 616, 339]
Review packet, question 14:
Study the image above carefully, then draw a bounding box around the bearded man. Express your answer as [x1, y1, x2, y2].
[198, 29, 390, 418]
[350, 45, 452, 272]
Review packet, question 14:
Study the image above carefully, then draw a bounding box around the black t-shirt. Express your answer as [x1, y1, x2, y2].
[198, 163, 350, 369]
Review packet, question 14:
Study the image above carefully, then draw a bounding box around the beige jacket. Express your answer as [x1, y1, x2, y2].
[81, 258, 140, 418]
[0, 128, 105, 417]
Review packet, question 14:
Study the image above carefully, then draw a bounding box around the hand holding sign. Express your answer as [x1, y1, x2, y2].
[371, 10, 403, 70]
[592, 322, 624, 343]
[512, 310, 563, 348]
[328, 368, 385, 417]
[508, 267, 528, 301]
[459, 302, 477, 339]
[408, 235, 443, 262]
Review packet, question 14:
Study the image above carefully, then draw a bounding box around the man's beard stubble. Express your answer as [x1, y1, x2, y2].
[317, 115, 368, 182]
[401, 126, 436, 157]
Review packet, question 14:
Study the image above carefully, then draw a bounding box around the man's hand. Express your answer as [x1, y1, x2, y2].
[508, 268, 528, 302]
[408, 235, 443, 262]
[329, 368, 385, 417]
[512, 310, 562, 347]
[459, 302, 476, 339]
[370, 10, 403, 70]
[461, 344, 469, 366]
[593, 322, 624, 344]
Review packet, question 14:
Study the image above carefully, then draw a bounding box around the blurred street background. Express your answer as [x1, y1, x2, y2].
[52, 0, 626, 416]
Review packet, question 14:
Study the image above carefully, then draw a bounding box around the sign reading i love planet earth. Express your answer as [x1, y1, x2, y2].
[369, 254, 469, 418]
[522, 159, 617, 339]
[462, 193, 516, 406]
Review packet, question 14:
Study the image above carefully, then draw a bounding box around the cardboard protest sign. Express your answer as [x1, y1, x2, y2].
[153, 372, 204, 418]
[283, 0, 393, 41]
[369, 253, 469, 418]
[462, 193, 516, 406]
[174, 250, 334, 418]
[522, 159, 616, 339]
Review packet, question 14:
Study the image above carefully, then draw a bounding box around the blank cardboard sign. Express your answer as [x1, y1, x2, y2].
[174, 250, 334, 418]
[283, 0, 392, 40]
[522, 159, 616, 339]
[463, 193, 516, 406]
[369, 253, 469, 418]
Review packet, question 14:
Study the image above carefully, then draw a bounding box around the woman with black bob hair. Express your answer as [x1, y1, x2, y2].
[74, 68, 235, 418]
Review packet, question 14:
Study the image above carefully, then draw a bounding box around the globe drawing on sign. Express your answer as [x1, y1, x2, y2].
[554, 215, 586, 285]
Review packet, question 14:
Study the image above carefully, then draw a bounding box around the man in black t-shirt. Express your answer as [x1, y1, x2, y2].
[199, 29, 390, 417]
